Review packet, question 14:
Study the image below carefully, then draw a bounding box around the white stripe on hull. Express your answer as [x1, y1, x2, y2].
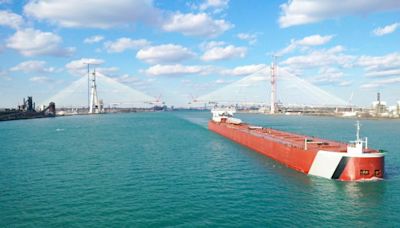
[308, 151, 344, 179]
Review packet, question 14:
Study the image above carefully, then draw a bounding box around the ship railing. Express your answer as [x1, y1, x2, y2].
[304, 139, 330, 150]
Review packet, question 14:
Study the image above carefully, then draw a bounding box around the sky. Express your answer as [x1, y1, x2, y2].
[0, 0, 400, 108]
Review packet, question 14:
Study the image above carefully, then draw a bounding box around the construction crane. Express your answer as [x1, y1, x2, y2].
[144, 94, 165, 106]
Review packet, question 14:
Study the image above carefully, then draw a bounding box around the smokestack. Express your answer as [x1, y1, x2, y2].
[377, 92, 381, 104]
[27, 96, 33, 112]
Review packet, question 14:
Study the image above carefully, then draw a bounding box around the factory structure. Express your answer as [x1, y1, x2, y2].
[0, 96, 56, 121]
[370, 92, 400, 118]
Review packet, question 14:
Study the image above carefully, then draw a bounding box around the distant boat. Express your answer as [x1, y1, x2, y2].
[342, 111, 357, 117]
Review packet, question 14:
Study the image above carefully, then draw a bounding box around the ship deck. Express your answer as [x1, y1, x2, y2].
[216, 122, 377, 153]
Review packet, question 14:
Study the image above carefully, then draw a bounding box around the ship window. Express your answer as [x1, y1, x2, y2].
[360, 170, 369, 175]
[374, 170, 381, 176]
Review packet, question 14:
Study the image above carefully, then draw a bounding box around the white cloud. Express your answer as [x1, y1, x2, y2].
[199, 0, 229, 11]
[361, 77, 400, 89]
[357, 53, 400, 71]
[6, 28, 74, 57]
[0, 69, 9, 80]
[136, 44, 195, 64]
[373, 22, 399, 36]
[221, 64, 266, 76]
[200, 41, 226, 50]
[277, 34, 333, 55]
[117, 74, 141, 84]
[279, 0, 400, 28]
[277, 43, 297, 56]
[145, 64, 210, 76]
[97, 67, 119, 75]
[283, 48, 400, 85]
[115, 74, 152, 88]
[215, 79, 226, 84]
[296, 34, 333, 46]
[30, 76, 52, 83]
[201, 43, 247, 61]
[364, 69, 400, 77]
[237, 33, 257, 45]
[104, 37, 150, 53]
[162, 12, 233, 37]
[357, 52, 400, 77]
[281, 45, 354, 68]
[338, 81, 352, 87]
[24, 0, 161, 29]
[65, 58, 105, 75]
[10, 60, 56, 73]
[311, 67, 351, 86]
[84, 35, 104, 44]
[0, 10, 24, 29]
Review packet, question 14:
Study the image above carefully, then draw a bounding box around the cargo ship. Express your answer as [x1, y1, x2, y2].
[208, 109, 384, 181]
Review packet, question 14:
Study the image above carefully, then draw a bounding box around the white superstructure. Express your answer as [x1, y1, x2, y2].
[211, 108, 242, 124]
[347, 120, 368, 154]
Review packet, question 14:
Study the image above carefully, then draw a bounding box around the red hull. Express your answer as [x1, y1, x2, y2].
[208, 121, 384, 181]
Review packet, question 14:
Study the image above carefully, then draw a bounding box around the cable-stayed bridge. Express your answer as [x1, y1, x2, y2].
[42, 72, 156, 108]
[195, 67, 347, 108]
[42, 66, 347, 110]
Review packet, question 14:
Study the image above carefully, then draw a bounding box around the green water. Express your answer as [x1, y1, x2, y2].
[0, 112, 399, 227]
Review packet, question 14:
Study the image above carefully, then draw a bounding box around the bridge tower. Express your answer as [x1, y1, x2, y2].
[89, 70, 101, 114]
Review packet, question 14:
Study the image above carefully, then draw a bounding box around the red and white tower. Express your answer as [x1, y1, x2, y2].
[89, 70, 101, 114]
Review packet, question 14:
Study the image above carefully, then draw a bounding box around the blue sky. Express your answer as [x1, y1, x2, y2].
[0, 0, 400, 107]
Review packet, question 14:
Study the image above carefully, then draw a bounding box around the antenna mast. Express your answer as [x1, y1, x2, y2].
[356, 120, 361, 141]
[270, 55, 277, 114]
